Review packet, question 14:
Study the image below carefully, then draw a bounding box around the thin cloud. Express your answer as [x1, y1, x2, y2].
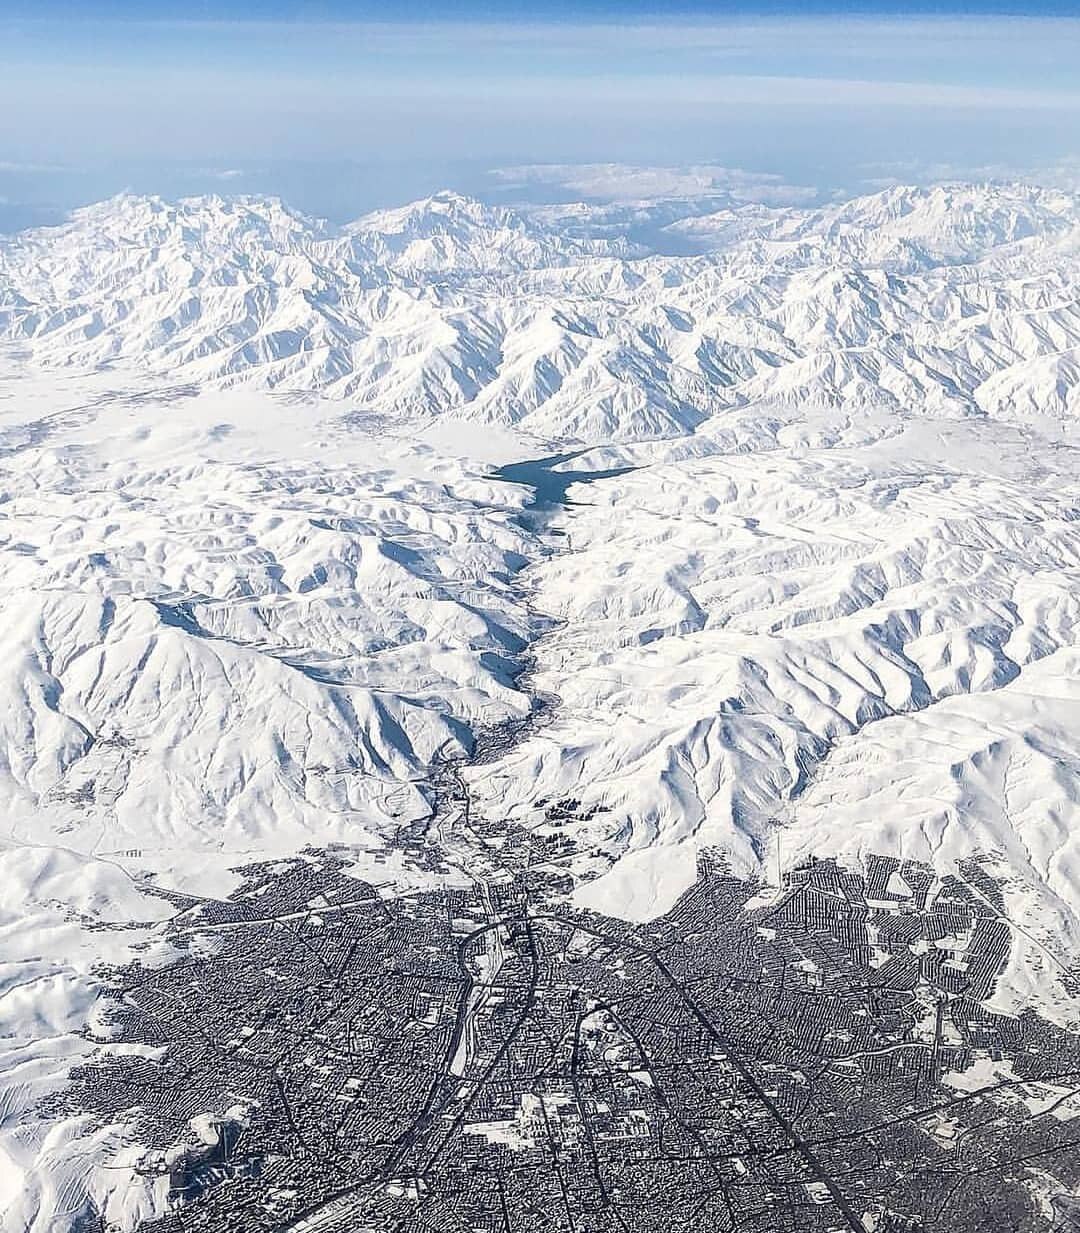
[494, 162, 819, 205]
[0, 159, 68, 173]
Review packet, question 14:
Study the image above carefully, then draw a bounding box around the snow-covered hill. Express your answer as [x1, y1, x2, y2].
[0, 381, 543, 870]
[468, 429, 1080, 1023]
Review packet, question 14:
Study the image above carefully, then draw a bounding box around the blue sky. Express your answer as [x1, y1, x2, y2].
[2, 3, 1079, 228]
[8, 1, 1080, 14]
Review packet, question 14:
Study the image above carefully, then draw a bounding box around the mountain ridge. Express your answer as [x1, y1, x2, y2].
[2, 182, 1079, 442]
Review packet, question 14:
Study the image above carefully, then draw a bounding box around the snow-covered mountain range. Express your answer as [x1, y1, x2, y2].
[3, 183, 1079, 439]
[1, 180, 1080, 1229]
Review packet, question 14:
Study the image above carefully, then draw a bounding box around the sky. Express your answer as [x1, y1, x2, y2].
[2, 2, 1079, 229]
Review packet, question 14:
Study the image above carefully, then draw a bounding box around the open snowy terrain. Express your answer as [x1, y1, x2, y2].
[1, 180, 1080, 1228]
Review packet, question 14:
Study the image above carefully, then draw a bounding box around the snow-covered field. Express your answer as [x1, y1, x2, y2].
[1, 180, 1080, 1227]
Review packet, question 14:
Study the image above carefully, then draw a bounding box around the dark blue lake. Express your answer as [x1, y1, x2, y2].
[494, 450, 635, 527]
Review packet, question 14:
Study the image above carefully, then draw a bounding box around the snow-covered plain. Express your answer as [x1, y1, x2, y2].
[1, 180, 1080, 1228]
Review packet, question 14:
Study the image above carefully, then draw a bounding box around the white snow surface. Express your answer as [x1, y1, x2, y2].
[1, 181, 1080, 1228]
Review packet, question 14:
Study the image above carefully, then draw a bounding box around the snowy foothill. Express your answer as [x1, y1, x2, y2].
[1, 180, 1080, 1228]
[469, 424, 1080, 1027]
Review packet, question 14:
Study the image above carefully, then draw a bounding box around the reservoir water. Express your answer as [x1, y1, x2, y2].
[494, 449, 636, 527]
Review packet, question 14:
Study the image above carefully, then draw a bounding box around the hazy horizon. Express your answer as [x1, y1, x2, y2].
[2, 3, 1079, 231]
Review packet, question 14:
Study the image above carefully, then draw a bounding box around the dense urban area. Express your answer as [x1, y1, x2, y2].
[69, 773, 1080, 1233]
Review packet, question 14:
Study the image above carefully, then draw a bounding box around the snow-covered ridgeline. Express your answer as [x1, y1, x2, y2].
[1, 183, 1079, 440]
